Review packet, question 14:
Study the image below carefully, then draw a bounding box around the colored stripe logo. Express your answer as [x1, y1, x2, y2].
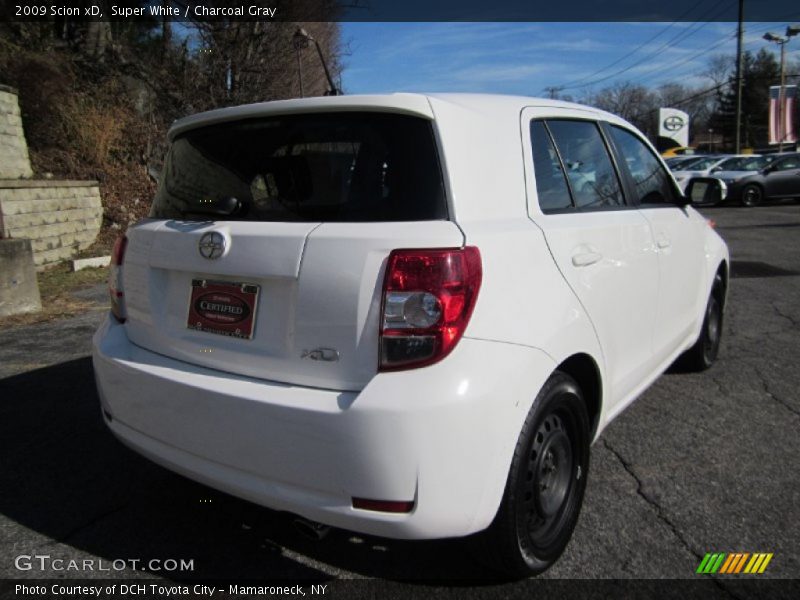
[697, 552, 773, 574]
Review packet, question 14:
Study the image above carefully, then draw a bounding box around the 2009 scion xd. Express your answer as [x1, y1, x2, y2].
[93, 93, 728, 576]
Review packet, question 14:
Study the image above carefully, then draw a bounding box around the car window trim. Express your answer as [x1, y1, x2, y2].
[538, 119, 577, 212]
[601, 121, 684, 209]
[535, 117, 631, 214]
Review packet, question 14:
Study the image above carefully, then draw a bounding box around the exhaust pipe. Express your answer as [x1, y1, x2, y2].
[293, 517, 331, 541]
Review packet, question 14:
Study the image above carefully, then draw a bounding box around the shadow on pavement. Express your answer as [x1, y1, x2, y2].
[0, 358, 495, 582]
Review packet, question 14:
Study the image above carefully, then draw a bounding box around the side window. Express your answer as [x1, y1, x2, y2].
[530, 120, 572, 212]
[609, 125, 678, 206]
[546, 120, 625, 209]
[773, 157, 799, 171]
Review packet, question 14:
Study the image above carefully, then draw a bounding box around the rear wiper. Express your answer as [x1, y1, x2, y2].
[180, 196, 244, 218]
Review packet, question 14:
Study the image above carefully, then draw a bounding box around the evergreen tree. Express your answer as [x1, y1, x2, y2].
[711, 49, 780, 149]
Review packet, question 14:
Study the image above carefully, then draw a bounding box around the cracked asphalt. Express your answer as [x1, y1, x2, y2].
[0, 205, 798, 591]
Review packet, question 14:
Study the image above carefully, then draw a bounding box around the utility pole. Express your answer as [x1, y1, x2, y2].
[734, 0, 744, 153]
[778, 40, 786, 152]
[544, 86, 564, 99]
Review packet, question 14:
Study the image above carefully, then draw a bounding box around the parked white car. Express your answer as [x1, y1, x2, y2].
[671, 154, 750, 192]
[93, 94, 729, 577]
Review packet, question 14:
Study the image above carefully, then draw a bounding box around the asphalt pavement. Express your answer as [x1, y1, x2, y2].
[0, 204, 798, 595]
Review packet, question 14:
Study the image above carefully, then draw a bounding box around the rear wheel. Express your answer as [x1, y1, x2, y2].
[473, 372, 590, 578]
[678, 274, 724, 371]
[741, 184, 763, 207]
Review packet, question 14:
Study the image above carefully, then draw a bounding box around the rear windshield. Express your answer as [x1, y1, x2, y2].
[150, 112, 447, 222]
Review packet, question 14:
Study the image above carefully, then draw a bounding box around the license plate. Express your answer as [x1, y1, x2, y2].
[187, 279, 260, 340]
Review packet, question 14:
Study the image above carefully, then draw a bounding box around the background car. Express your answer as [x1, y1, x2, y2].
[671, 155, 750, 192]
[661, 146, 696, 158]
[720, 153, 800, 206]
[666, 155, 708, 170]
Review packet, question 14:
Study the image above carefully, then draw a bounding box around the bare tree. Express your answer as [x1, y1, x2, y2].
[585, 82, 658, 135]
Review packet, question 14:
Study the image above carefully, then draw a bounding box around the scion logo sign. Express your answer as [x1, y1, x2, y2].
[658, 108, 690, 146]
[198, 231, 226, 259]
[663, 115, 685, 131]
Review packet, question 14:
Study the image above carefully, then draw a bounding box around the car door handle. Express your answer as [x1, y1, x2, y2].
[571, 251, 603, 267]
[656, 237, 671, 249]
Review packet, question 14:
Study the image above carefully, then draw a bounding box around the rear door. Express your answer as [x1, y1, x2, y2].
[123, 111, 463, 392]
[523, 112, 660, 408]
[765, 156, 800, 197]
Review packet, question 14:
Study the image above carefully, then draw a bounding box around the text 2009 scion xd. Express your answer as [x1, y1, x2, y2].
[93, 94, 728, 577]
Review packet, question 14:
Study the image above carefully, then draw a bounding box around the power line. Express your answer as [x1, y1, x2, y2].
[560, 0, 732, 91]
[630, 30, 737, 86]
[626, 72, 800, 122]
[547, 0, 707, 92]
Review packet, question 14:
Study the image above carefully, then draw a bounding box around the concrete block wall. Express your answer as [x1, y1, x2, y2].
[0, 181, 103, 268]
[0, 85, 33, 179]
[0, 239, 42, 317]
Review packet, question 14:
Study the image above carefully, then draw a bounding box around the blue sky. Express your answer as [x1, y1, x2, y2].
[340, 22, 800, 97]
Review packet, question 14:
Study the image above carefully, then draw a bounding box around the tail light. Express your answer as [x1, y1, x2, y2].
[109, 234, 128, 323]
[380, 247, 482, 371]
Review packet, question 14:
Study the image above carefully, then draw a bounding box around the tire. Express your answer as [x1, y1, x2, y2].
[741, 183, 763, 207]
[678, 274, 724, 372]
[472, 372, 590, 578]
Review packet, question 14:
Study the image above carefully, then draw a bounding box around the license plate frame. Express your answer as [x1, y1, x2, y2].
[187, 279, 260, 340]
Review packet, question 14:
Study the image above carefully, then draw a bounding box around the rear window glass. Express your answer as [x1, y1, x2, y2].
[150, 113, 447, 222]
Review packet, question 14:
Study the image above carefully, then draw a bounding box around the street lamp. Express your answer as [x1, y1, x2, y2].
[292, 28, 340, 97]
[763, 25, 800, 151]
[292, 27, 306, 98]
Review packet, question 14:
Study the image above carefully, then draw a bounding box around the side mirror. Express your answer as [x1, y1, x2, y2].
[683, 177, 728, 206]
[710, 166, 722, 173]
[761, 165, 774, 175]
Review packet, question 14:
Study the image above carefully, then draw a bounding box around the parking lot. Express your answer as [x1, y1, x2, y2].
[0, 205, 798, 591]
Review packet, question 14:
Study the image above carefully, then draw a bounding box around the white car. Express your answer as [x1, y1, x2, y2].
[93, 94, 729, 577]
[671, 154, 751, 192]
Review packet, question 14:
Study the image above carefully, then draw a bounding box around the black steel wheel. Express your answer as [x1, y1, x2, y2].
[741, 184, 763, 207]
[473, 372, 590, 578]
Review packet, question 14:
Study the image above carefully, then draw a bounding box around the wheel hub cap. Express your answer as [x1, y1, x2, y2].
[533, 422, 572, 518]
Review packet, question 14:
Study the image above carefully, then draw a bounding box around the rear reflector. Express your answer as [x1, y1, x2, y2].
[352, 498, 415, 513]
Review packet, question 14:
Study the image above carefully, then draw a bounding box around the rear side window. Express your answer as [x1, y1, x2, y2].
[773, 156, 800, 171]
[545, 120, 625, 209]
[151, 113, 447, 222]
[530, 121, 572, 212]
[608, 125, 679, 206]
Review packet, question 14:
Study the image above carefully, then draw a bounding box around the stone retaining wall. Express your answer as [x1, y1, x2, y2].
[0, 85, 33, 179]
[0, 181, 103, 268]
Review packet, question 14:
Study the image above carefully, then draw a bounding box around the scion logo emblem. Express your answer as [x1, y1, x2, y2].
[198, 232, 226, 259]
[664, 115, 685, 131]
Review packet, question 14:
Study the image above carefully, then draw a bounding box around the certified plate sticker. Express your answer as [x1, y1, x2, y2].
[187, 279, 259, 339]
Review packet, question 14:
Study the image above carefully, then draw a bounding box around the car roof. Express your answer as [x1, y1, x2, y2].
[168, 93, 625, 140]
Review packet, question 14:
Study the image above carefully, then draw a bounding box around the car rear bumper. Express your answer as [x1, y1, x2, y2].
[92, 315, 555, 539]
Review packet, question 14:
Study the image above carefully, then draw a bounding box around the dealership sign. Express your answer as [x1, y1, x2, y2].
[658, 108, 690, 147]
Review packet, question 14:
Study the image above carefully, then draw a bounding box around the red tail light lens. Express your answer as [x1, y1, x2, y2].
[109, 235, 128, 323]
[380, 247, 482, 370]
